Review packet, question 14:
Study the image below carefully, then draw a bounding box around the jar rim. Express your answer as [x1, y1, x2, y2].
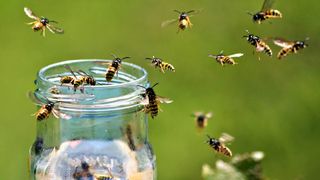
[34, 59, 149, 116]
[38, 59, 148, 88]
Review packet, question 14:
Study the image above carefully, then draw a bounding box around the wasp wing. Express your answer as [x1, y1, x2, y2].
[228, 53, 244, 58]
[28, 91, 43, 106]
[161, 18, 178, 28]
[208, 54, 218, 58]
[24, 7, 39, 20]
[219, 133, 234, 144]
[187, 9, 202, 17]
[139, 96, 150, 105]
[46, 24, 64, 34]
[261, 0, 275, 11]
[206, 112, 213, 119]
[52, 109, 71, 120]
[156, 96, 173, 104]
[273, 38, 294, 48]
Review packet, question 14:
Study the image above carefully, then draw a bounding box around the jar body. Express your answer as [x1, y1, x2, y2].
[29, 60, 155, 179]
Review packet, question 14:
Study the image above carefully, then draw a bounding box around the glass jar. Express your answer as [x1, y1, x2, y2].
[29, 59, 155, 180]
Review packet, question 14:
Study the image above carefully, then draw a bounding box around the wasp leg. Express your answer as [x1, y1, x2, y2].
[41, 27, 46, 37]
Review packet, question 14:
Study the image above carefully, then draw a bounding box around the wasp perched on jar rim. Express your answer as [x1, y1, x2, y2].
[243, 30, 272, 60]
[161, 10, 200, 33]
[138, 83, 173, 119]
[29, 91, 70, 121]
[273, 37, 309, 59]
[208, 51, 244, 66]
[247, 0, 282, 24]
[145, 56, 175, 73]
[24, 7, 64, 37]
[206, 133, 234, 157]
[63, 65, 97, 93]
[193, 112, 213, 131]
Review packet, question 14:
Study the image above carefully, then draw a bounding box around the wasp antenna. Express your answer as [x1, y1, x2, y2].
[174, 10, 181, 14]
[50, 20, 58, 23]
[111, 54, 117, 59]
[246, 11, 253, 16]
[121, 56, 130, 60]
[137, 85, 146, 89]
[145, 57, 152, 60]
[152, 83, 159, 88]
[187, 10, 195, 14]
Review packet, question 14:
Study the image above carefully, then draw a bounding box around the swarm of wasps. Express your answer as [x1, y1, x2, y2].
[27, 0, 311, 176]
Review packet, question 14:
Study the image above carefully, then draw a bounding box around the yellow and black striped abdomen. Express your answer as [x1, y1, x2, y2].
[160, 63, 175, 72]
[264, 9, 282, 19]
[148, 100, 159, 119]
[223, 57, 236, 65]
[259, 41, 272, 56]
[106, 67, 117, 82]
[217, 146, 232, 157]
[277, 47, 291, 59]
[36, 107, 51, 121]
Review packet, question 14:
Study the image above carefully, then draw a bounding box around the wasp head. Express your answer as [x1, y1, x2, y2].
[206, 135, 220, 147]
[252, 13, 264, 22]
[81, 162, 90, 170]
[45, 102, 55, 110]
[40, 17, 49, 25]
[296, 41, 308, 48]
[179, 13, 188, 20]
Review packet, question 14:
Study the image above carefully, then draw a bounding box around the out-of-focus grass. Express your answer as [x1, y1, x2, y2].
[0, 0, 320, 179]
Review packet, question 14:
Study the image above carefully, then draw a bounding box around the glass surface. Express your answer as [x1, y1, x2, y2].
[29, 59, 155, 179]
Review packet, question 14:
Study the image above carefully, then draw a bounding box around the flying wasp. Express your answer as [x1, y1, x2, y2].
[193, 112, 212, 131]
[206, 133, 234, 157]
[139, 83, 173, 119]
[29, 91, 69, 121]
[24, 7, 64, 37]
[104, 54, 130, 82]
[273, 38, 308, 59]
[208, 51, 244, 66]
[248, 0, 282, 24]
[243, 30, 272, 59]
[145, 56, 175, 73]
[161, 10, 199, 33]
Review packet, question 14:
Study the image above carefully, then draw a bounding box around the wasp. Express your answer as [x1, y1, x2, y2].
[73, 161, 94, 180]
[24, 7, 64, 37]
[206, 133, 234, 157]
[104, 54, 130, 82]
[63, 65, 96, 93]
[273, 38, 308, 59]
[145, 56, 175, 73]
[139, 83, 173, 119]
[93, 167, 114, 180]
[161, 10, 199, 33]
[49, 86, 60, 94]
[31, 137, 44, 155]
[193, 112, 212, 130]
[208, 51, 244, 66]
[124, 124, 136, 151]
[248, 0, 282, 24]
[243, 30, 272, 59]
[29, 91, 70, 121]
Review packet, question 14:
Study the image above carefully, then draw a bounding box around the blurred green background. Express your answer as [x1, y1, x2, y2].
[0, 0, 319, 179]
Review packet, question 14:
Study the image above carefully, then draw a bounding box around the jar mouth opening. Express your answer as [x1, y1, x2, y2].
[38, 59, 148, 88]
[34, 59, 148, 116]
